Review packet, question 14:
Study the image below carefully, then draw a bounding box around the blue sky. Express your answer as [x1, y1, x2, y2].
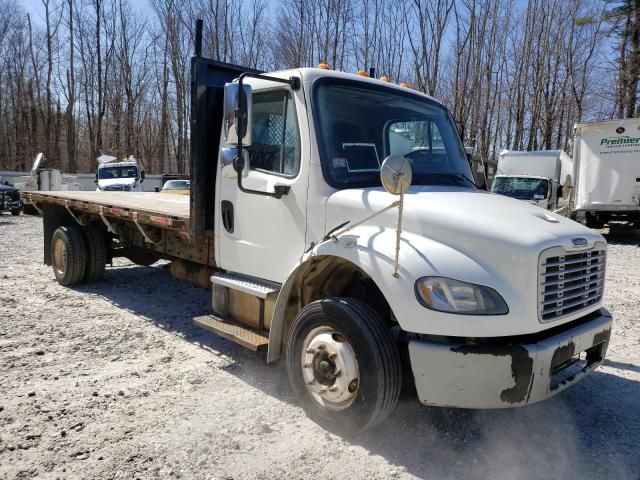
[19, 0, 152, 24]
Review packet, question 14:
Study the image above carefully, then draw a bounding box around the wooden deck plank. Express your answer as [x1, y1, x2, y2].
[25, 191, 190, 220]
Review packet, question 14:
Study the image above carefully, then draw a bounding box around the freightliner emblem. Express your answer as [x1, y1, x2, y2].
[571, 237, 588, 247]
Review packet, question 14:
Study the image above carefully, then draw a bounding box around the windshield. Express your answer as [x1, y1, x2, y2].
[163, 180, 190, 190]
[491, 176, 549, 201]
[98, 165, 138, 180]
[314, 81, 474, 189]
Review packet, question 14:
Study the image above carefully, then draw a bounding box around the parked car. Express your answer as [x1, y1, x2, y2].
[161, 179, 190, 195]
[0, 179, 23, 215]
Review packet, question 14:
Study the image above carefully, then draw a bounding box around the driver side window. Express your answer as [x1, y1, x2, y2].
[248, 90, 300, 177]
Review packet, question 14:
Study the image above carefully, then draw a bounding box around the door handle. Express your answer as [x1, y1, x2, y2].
[221, 200, 234, 233]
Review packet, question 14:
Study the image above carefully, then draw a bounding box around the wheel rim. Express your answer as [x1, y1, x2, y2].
[52, 237, 67, 277]
[300, 326, 360, 411]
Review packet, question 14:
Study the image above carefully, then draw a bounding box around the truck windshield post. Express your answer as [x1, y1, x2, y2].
[234, 72, 300, 199]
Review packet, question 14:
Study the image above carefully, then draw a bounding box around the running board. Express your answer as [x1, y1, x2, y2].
[211, 272, 280, 299]
[193, 315, 269, 351]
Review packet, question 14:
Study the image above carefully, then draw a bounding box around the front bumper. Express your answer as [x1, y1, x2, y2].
[409, 309, 612, 408]
[0, 193, 22, 211]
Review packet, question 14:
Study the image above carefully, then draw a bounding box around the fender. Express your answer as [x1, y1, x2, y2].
[267, 224, 515, 362]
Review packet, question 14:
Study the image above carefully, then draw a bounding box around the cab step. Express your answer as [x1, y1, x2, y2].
[211, 272, 280, 299]
[193, 314, 269, 351]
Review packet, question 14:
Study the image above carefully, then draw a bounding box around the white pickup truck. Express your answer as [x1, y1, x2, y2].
[24, 23, 612, 434]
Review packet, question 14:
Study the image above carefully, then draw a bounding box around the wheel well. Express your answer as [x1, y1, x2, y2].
[279, 255, 391, 354]
[42, 206, 111, 266]
[42, 205, 74, 266]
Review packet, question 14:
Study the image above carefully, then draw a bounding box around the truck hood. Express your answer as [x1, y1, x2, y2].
[326, 186, 601, 253]
[324, 186, 606, 337]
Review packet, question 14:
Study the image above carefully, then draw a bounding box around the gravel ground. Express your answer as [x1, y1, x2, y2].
[0, 213, 638, 480]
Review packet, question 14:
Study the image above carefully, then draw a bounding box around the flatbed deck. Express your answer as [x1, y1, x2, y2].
[23, 191, 190, 232]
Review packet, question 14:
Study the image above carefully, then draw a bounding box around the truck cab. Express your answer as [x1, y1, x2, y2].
[208, 67, 611, 428]
[492, 174, 554, 208]
[491, 149, 572, 212]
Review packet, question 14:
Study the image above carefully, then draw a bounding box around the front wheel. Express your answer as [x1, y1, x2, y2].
[10, 206, 23, 216]
[286, 298, 401, 435]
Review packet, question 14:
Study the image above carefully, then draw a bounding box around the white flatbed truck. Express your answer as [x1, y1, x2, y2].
[24, 22, 613, 434]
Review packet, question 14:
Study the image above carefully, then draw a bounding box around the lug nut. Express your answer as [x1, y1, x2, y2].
[317, 344, 326, 351]
[328, 353, 337, 360]
[306, 348, 316, 354]
[334, 369, 342, 377]
[303, 363, 311, 368]
[319, 388, 327, 395]
[348, 379, 359, 393]
[328, 386, 338, 392]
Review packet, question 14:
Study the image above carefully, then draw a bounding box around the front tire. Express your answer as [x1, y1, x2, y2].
[51, 225, 87, 286]
[286, 298, 401, 435]
[10, 206, 22, 216]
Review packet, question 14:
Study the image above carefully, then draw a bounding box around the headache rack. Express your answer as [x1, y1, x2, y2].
[538, 243, 606, 322]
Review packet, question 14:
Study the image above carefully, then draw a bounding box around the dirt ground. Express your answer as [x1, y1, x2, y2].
[0, 213, 639, 480]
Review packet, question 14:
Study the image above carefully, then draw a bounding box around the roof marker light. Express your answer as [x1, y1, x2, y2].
[318, 63, 330, 70]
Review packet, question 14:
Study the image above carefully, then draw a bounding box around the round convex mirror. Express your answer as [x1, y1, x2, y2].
[380, 155, 412, 195]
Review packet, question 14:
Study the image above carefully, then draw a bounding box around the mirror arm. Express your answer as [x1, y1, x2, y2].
[233, 72, 298, 199]
[235, 172, 290, 199]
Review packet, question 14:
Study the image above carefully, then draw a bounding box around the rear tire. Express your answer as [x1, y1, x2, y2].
[10, 206, 22, 216]
[286, 298, 401, 435]
[51, 225, 87, 286]
[83, 224, 107, 282]
[585, 213, 604, 229]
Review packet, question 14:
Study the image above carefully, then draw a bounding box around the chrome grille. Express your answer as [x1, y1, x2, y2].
[538, 244, 606, 322]
[103, 184, 131, 191]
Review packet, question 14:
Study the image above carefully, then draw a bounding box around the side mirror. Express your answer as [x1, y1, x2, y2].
[223, 83, 253, 146]
[140, 170, 145, 183]
[380, 155, 412, 195]
[220, 147, 249, 178]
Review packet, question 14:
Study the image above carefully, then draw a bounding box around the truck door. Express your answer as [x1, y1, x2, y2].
[215, 86, 309, 283]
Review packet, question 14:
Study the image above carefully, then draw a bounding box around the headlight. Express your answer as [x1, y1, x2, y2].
[415, 276, 508, 315]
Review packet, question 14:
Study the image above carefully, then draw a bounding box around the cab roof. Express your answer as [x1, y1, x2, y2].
[244, 67, 444, 107]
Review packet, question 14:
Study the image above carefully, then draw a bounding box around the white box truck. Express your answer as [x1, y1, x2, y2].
[21, 21, 613, 435]
[572, 118, 640, 228]
[95, 155, 146, 192]
[491, 150, 573, 211]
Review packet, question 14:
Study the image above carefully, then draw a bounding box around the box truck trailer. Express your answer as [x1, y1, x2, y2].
[22, 21, 613, 434]
[572, 118, 640, 228]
